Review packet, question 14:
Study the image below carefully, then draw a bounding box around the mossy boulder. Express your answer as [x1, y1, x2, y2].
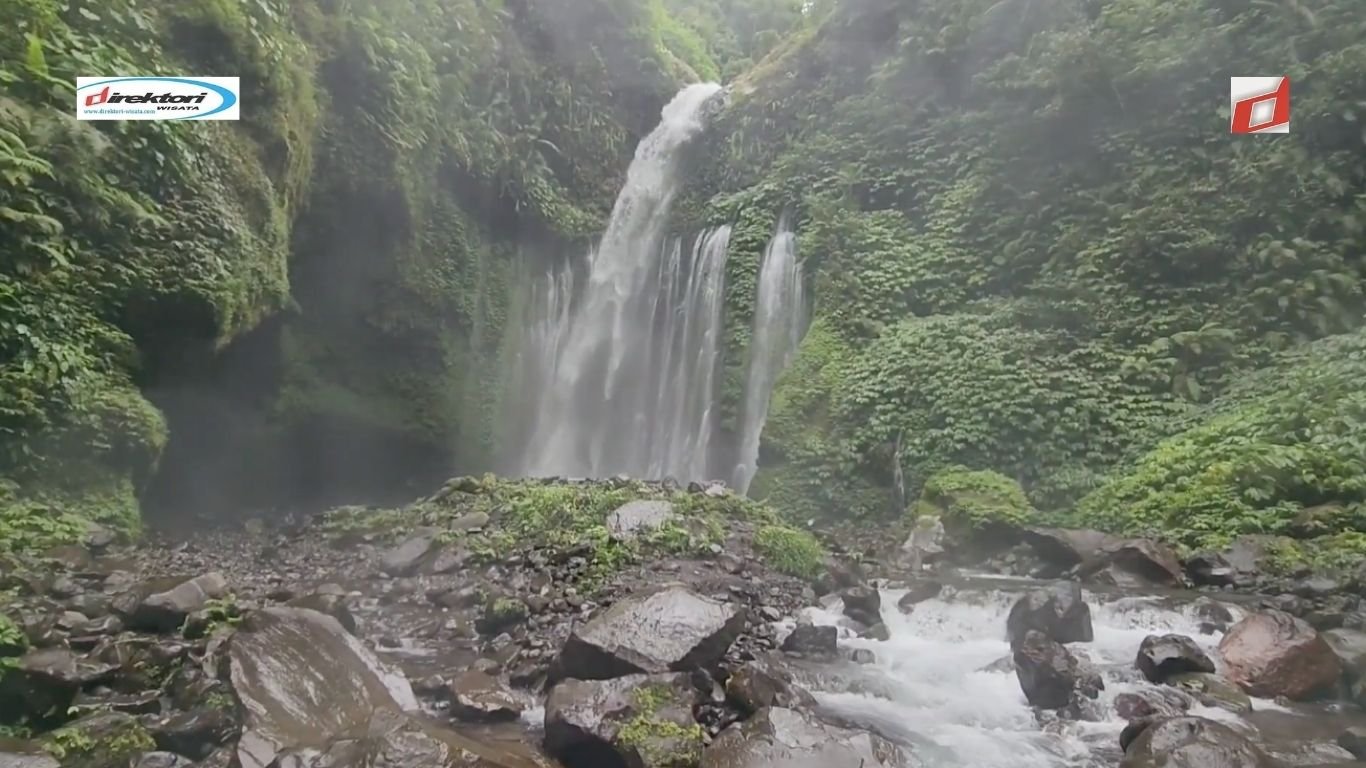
[913, 467, 1035, 548]
[752, 525, 826, 581]
[42, 712, 155, 768]
[544, 673, 704, 768]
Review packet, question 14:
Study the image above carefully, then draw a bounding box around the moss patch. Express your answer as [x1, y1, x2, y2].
[915, 468, 1035, 533]
[753, 525, 826, 580]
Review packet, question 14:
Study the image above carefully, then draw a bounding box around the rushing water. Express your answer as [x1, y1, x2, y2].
[786, 578, 1356, 768]
[733, 213, 806, 492]
[508, 83, 728, 481]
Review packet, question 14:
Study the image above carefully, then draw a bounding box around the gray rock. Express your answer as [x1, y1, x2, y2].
[553, 584, 745, 681]
[450, 511, 491, 532]
[131, 753, 190, 768]
[896, 581, 942, 614]
[379, 529, 440, 576]
[1136, 634, 1215, 683]
[840, 586, 882, 628]
[700, 706, 903, 768]
[1341, 727, 1366, 760]
[287, 592, 356, 634]
[1081, 539, 1185, 588]
[1006, 581, 1093, 649]
[150, 707, 238, 760]
[1120, 716, 1276, 768]
[725, 660, 816, 714]
[1014, 630, 1102, 709]
[130, 573, 229, 633]
[445, 670, 527, 723]
[606, 501, 677, 541]
[1323, 628, 1366, 704]
[0, 648, 118, 725]
[1165, 672, 1253, 714]
[0, 748, 60, 768]
[780, 625, 836, 657]
[1114, 688, 1194, 721]
[1021, 528, 1119, 576]
[544, 673, 700, 768]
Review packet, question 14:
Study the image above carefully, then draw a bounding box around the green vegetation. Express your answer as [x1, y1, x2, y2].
[678, 0, 1366, 558]
[618, 683, 706, 768]
[914, 468, 1036, 533]
[43, 716, 155, 767]
[0, 611, 26, 658]
[753, 524, 826, 580]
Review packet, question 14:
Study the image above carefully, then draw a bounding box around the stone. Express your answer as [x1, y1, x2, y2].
[1191, 597, 1234, 633]
[849, 648, 877, 664]
[899, 516, 945, 570]
[1185, 552, 1238, 587]
[840, 586, 882, 628]
[1323, 628, 1366, 704]
[700, 706, 903, 768]
[131, 753, 191, 768]
[780, 624, 836, 657]
[0, 747, 60, 768]
[1340, 727, 1366, 760]
[1165, 672, 1253, 714]
[1081, 539, 1185, 588]
[1135, 634, 1215, 683]
[605, 501, 677, 541]
[427, 547, 471, 575]
[1006, 581, 1093, 649]
[553, 584, 745, 681]
[477, 597, 529, 636]
[1119, 716, 1276, 768]
[1217, 610, 1342, 700]
[725, 660, 817, 715]
[1021, 528, 1119, 576]
[445, 670, 527, 723]
[1013, 630, 1103, 709]
[149, 708, 239, 760]
[379, 529, 440, 576]
[896, 581, 942, 613]
[129, 573, 229, 633]
[860, 623, 890, 642]
[287, 592, 357, 634]
[544, 673, 701, 768]
[450, 511, 491, 532]
[1114, 688, 1193, 721]
[0, 648, 118, 726]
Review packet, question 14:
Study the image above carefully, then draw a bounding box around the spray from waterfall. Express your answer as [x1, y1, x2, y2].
[734, 212, 807, 493]
[507, 83, 729, 481]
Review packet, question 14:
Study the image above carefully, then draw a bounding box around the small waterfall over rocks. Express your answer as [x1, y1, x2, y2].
[508, 84, 731, 482]
[734, 212, 807, 493]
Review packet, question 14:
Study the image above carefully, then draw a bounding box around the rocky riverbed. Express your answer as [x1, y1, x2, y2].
[1, 477, 1364, 768]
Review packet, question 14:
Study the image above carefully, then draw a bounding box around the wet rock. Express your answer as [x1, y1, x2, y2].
[445, 670, 527, 723]
[477, 597, 529, 636]
[379, 529, 439, 576]
[428, 546, 472, 575]
[450, 510, 491, 532]
[1185, 552, 1238, 587]
[979, 655, 1015, 674]
[544, 672, 702, 768]
[725, 661, 817, 714]
[1021, 528, 1119, 576]
[1340, 727, 1366, 760]
[817, 559, 865, 597]
[1119, 716, 1276, 768]
[898, 516, 945, 571]
[896, 581, 942, 613]
[131, 753, 191, 768]
[1217, 610, 1342, 700]
[149, 708, 239, 760]
[0, 746, 60, 768]
[553, 584, 745, 681]
[1082, 539, 1185, 588]
[1166, 672, 1253, 714]
[41, 711, 155, 768]
[1191, 598, 1234, 634]
[839, 586, 882, 627]
[1114, 688, 1193, 721]
[1135, 634, 1215, 683]
[1006, 581, 1093, 649]
[130, 573, 229, 633]
[65, 593, 112, 619]
[1013, 630, 1103, 709]
[287, 592, 357, 634]
[1323, 628, 1366, 704]
[849, 648, 877, 664]
[780, 624, 836, 657]
[605, 501, 677, 541]
[700, 706, 903, 768]
[70, 688, 162, 717]
[0, 648, 118, 725]
[860, 623, 890, 642]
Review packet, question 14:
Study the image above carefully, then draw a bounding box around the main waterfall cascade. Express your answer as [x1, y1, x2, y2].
[509, 83, 733, 481]
[734, 213, 807, 493]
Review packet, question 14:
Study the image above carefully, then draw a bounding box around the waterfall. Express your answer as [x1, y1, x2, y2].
[734, 213, 807, 493]
[508, 83, 729, 482]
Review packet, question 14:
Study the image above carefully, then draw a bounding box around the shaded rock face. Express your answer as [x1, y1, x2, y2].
[1341, 727, 1366, 760]
[286, 592, 357, 634]
[445, 670, 528, 723]
[1114, 688, 1193, 721]
[380, 529, 440, 577]
[0, 750, 61, 768]
[0, 648, 118, 725]
[895, 581, 942, 614]
[780, 625, 836, 657]
[149, 707, 238, 760]
[1119, 716, 1276, 768]
[700, 706, 902, 768]
[1217, 610, 1342, 700]
[543, 673, 700, 768]
[724, 660, 817, 715]
[553, 584, 745, 681]
[130, 573, 228, 633]
[839, 586, 882, 628]
[605, 501, 677, 541]
[1006, 582, 1093, 649]
[1081, 540, 1185, 588]
[1013, 630, 1103, 709]
[1324, 628, 1366, 705]
[228, 607, 543, 768]
[1021, 528, 1118, 577]
[1136, 634, 1215, 683]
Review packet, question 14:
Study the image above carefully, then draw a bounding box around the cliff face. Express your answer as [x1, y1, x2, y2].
[0, 0, 702, 534]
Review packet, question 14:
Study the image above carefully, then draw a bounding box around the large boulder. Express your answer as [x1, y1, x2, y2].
[553, 584, 745, 681]
[839, 586, 882, 628]
[445, 670, 529, 723]
[1080, 539, 1184, 588]
[1120, 716, 1276, 768]
[1021, 528, 1119, 577]
[0, 648, 118, 725]
[1323, 628, 1366, 704]
[544, 673, 702, 768]
[1013, 630, 1103, 709]
[895, 581, 942, 614]
[724, 659, 817, 715]
[780, 624, 837, 657]
[1217, 610, 1342, 700]
[605, 501, 677, 541]
[1165, 672, 1253, 714]
[700, 707, 902, 768]
[129, 573, 228, 633]
[379, 529, 440, 576]
[1006, 582, 1093, 649]
[1114, 688, 1194, 721]
[1136, 634, 1215, 683]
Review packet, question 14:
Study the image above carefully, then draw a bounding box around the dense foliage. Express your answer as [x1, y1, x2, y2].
[683, 0, 1366, 557]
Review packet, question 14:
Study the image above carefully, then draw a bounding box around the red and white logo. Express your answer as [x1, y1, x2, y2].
[1230, 77, 1290, 134]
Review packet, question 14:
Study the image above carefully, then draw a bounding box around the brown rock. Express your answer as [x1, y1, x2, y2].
[1217, 610, 1342, 700]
